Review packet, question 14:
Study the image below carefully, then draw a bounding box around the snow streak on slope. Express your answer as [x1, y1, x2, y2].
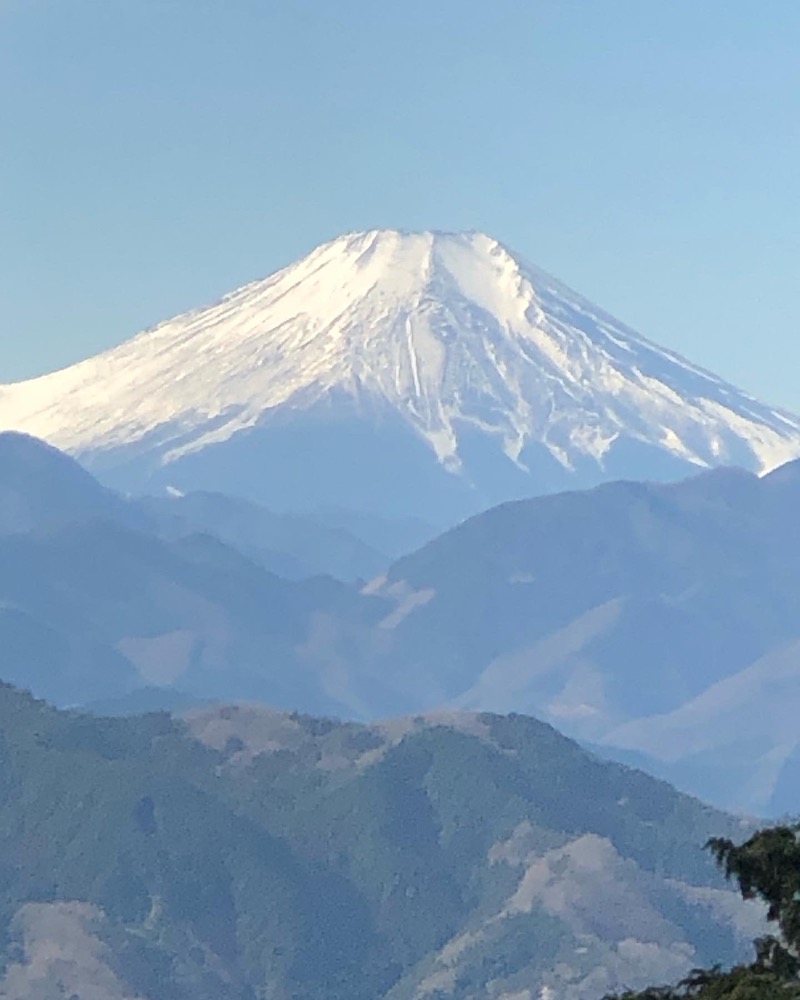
[1, 230, 799, 478]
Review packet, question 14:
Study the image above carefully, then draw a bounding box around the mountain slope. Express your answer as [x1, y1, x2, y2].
[0, 683, 763, 1000]
[139, 490, 389, 583]
[0, 433, 409, 713]
[1, 230, 798, 519]
[0, 515, 385, 710]
[0, 429, 407, 582]
[5, 430, 800, 813]
[0, 431, 138, 534]
[365, 460, 800, 814]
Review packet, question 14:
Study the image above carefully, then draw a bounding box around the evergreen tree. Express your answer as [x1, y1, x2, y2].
[605, 824, 800, 999]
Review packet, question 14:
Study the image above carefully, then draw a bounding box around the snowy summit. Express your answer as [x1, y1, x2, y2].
[2, 229, 799, 518]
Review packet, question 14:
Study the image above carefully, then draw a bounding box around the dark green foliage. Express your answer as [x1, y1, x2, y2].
[708, 826, 800, 953]
[0, 683, 756, 999]
[609, 966, 800, 999]
[605, 825, 800, 999]
[0, 683, 380, 1000]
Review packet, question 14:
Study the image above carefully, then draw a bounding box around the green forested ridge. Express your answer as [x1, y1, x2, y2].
[0, 685, 763, 999]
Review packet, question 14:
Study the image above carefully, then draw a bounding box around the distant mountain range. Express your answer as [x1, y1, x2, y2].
[2, 230, 799, 522]
[0, 681, 762, 1000]
[369, 459, 800, 815]
[0, 434, 385, 710]
[2, 431, 800, 815]
[0, 431, 433, 582]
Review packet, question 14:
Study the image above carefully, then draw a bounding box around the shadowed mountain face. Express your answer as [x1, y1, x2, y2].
[0, 517, 385, 711]
[0, 683, 764, 1000]
[137, 490, 393, 583]
[369, 460, 800, 814]
[4, 430, 800, 814]
[0, 431, 392, 709]
[0, 428, 410, 580]
[0, 432, 139, 534]
[2, 231, 800, 521]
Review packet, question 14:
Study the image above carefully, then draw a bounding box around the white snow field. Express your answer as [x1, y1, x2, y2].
[2, 230, 799, 513]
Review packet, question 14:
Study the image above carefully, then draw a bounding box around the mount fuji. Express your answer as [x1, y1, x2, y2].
[2, 229, 799, 519]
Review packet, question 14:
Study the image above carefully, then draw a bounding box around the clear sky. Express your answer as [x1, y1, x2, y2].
[1, 0, 799, 408]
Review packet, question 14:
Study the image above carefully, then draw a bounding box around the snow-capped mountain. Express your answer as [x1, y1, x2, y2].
[2, 229, 799, 518]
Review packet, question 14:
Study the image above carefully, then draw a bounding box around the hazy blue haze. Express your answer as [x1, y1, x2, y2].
[1, 1, 799, 407]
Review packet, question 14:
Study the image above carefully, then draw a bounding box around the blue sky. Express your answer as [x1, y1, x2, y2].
[2, 0, 799, 407]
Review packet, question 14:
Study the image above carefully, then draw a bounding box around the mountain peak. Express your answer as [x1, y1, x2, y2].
[1, 230, 799, 518]
[0, 430, 132, 534]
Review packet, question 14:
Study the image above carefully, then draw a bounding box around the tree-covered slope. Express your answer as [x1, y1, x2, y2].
[0, 685, 763, 1000]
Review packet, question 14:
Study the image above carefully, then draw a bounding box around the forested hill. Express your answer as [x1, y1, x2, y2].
[0, 684, 762, 1000]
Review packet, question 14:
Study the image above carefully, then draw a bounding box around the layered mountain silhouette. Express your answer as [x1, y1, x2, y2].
[0, 682, 762, 1000]
[370, 459, 800, 813]
[2, 231, 799, 520]
[0, 431, 404, 582]
[2, 431, 800, 813]
[0, 432, 387, 708]
[0, 431, 138, 533]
